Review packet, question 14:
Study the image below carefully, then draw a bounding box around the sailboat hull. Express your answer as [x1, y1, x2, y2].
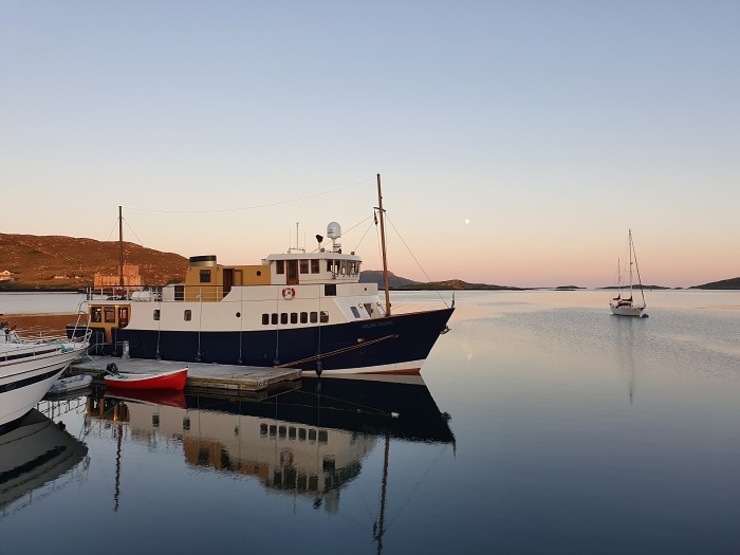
[610, 304, 647, 317]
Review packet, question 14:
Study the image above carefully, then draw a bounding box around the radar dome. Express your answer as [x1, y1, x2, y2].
[326, 222, 342, 240]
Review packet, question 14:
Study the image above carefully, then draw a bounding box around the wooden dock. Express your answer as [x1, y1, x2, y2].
[70, 355, 302, 394]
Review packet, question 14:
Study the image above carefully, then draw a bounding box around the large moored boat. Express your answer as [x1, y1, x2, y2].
[70, 178, 454, 375]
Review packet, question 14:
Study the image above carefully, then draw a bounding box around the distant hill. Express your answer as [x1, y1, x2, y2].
[398, 279, 524, 291]
[601, 285, 674, 290]
[0, 233, 188, 290]
[360, 271, 523, 291]
[690, 277, 740, 290]
[359, 270, 419, 288]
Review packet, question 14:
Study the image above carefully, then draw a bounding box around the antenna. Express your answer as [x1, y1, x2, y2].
[288, 222, 305, 254]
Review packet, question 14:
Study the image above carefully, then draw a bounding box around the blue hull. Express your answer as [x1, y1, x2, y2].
[73, 308, 454, 374]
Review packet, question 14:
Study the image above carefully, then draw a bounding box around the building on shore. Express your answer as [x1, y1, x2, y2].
[93, 264, 145, 291]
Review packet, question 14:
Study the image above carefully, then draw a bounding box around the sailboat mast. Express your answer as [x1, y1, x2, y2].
[628, 229, 634, 299]
[118, 206, 124, 289]
[377, 174, 391, 316]
[631, 229, 646, 306]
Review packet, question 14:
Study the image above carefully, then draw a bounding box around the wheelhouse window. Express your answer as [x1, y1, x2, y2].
[276, 260, 285, 274]
[299, 259, 309, 274]
[118, 307, 129, 326]
[311, 259, 319, 273]
[199, 269, 211, 283]
[104, 307, 116, 323]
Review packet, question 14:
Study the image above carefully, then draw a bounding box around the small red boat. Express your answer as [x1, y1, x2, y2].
[103, 366, 188, 391]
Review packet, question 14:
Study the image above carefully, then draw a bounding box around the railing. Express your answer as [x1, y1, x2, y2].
[85, 285, 244, 303]
[1, 311, 92, 364]
[85, 286, 162, 301]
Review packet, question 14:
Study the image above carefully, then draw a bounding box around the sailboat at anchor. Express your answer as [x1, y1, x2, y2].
[610, 229, 648, 318]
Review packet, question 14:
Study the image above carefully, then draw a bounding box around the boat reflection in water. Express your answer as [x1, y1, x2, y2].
[0, 409, 89, 518]
[89, 375, 454, 511]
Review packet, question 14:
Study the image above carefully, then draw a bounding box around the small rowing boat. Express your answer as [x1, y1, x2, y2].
[47, 374, 93, 395]
[103, 365, 188, 391]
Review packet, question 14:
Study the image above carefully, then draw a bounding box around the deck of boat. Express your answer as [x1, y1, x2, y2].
[70, 356, 301, 393]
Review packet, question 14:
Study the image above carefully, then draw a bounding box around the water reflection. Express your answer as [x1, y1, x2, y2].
[0, 409, 89, 519]
[85, 376, 455, 515]
[612, 316, 640, 404]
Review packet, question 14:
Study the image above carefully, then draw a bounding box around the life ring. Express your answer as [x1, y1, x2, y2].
[282, 287, 295, 300]
[280, 450, 293, 467]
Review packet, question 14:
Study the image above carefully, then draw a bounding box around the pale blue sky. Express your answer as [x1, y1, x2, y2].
[2, 1, 738, 287]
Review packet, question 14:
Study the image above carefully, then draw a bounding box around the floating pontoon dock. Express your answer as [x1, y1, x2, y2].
[71, 356, 301, 394]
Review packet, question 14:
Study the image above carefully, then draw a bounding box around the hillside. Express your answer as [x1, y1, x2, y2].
[0, 233, 189, 289]
[359, 272, 523, 291]
[359, 270, 420, 288]
[690, 277, 740, 290]
[398, 279, 524, 291]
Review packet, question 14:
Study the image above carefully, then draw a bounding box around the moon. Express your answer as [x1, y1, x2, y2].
[464, 218, 470, 225]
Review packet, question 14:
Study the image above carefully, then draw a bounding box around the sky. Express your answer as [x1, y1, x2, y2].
[2, 1, 738, 288]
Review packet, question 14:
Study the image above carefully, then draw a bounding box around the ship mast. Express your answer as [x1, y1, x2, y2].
[118, 205, 124, 289]
[376, 174, 391, 316]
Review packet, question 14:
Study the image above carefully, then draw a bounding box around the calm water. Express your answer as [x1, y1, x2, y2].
[2, 290, 740, 554]
[0, 292, 85, 315]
